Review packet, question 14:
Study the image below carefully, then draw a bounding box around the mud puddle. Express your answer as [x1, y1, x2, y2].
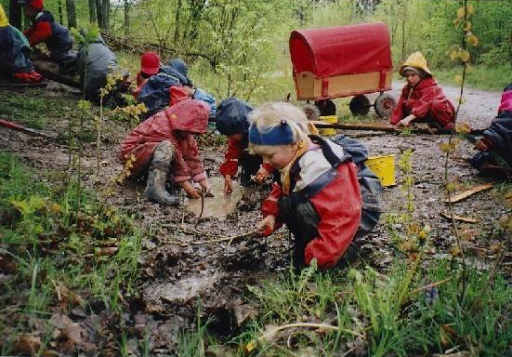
[185, 176, 257, 220]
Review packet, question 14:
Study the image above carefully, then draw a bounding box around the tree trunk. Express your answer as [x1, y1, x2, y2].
[174, 0, 182, 43]
[66, 0, 77, 29]
[123, 0, 130, 37]
[9, 0, 22, 29]
[88, 0, 97, 24]
[95, 0, 109, 30]
[57, 0, 64, 24]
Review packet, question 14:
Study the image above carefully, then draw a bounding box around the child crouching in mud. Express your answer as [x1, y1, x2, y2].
[248, 102, 363, 270]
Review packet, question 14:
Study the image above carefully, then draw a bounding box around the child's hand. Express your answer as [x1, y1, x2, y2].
[181, 181, 201, 199]
[199, 179, 213, 196]
[254, 167, 270, 184]
[257, 215, 276, 237]
[224, 175, 233, 195]
[474, 140, 489, 152]
[398, 114, 416, 127]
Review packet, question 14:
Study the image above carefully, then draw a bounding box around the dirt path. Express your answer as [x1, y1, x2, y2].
[0, 81, 508, 353]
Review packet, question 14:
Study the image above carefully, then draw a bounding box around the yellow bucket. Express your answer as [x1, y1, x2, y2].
[318, 115, 337, 136]
[366, 155, 396, 187]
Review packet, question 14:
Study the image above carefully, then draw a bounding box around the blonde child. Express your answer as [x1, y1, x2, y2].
[248, 102, 362, 269]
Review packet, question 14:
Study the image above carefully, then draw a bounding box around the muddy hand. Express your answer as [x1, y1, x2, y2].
[224, 175, 233, 195]
[199, 179, 214, 197]
[181, 181, 201, 199]
[259, 226, 273, 237]
[254, 167, 270, 184]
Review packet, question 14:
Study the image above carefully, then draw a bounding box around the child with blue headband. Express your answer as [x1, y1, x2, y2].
[248, 102, 363, 270]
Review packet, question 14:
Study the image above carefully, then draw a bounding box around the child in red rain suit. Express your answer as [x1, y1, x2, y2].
[390, 52, 455, 130]
[215, 97, 272, 194]
[119, 99, 212, 205]
[248, 102, 362, 270]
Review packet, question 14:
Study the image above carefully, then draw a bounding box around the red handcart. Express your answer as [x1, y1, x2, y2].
[289, 22, 396, 117]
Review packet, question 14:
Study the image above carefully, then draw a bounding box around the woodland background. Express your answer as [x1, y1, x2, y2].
[1, 1, 512, 356]
[2, 0, 512, 101]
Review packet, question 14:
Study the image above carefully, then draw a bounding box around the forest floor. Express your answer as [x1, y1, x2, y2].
[0, 79, 510, 355]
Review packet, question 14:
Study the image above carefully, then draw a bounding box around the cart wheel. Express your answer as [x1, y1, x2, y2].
[314, 99, 336, 116]
[349, 95, 370, 116]
[374, 93, 397, 118]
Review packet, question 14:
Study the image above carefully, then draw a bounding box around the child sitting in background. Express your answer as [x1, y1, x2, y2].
[19, 0, 77, 73]
[248, 102, 363, 270]
[215, 97, 272, 194]
[390, 52, 455, 130]
[0, 4, 42, 82]
[302, 103, 320, 121]
[135, 51, 160, 86]
[470, 83, 512, 177]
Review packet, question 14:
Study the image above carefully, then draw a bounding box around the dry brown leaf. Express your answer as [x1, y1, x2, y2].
[10, 334, 41, 355]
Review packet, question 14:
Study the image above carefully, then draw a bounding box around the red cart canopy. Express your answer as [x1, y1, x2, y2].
[289, 22, 392, 78]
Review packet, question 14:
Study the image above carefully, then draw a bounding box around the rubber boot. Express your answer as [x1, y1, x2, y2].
[144, 141, 180, 206]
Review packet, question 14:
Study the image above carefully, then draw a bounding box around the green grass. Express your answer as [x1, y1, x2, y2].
[220, 259, 512, 357]
[0, 152, 144, 355]
[435, 64, 512, 92]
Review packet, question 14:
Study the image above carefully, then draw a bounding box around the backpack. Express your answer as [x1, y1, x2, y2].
[314, 134, 383, 237]
[137, 73, 182, 119]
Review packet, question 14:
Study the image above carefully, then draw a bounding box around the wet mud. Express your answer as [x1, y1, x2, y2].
[1, 81, 510, 354]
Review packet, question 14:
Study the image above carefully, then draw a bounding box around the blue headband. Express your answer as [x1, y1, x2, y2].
[249, 120, 295, 146]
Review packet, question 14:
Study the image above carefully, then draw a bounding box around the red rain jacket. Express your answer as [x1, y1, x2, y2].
[219, 135, 273, 177]
[390, 77, 455, 128]
[119, 99, 210, 182]
[261, 144, 362, 269]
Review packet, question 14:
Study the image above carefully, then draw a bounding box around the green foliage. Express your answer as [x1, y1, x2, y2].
[0, 153, 143, 353]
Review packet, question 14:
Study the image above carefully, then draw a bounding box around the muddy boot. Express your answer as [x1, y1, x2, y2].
[144, 141, 180, 206]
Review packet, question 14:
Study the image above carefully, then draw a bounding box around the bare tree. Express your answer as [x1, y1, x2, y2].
[123, 0, 130, 37]
[66, 0, 77, 29]
[94, 0, 110, 30]
[89, 0, 97, 24]
[9, 0, 22, 29]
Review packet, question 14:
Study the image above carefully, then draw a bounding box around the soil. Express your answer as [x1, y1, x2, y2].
[0, 80, 509, 355]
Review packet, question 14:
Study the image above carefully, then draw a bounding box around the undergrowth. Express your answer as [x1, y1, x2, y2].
[0, 152, 143, 355]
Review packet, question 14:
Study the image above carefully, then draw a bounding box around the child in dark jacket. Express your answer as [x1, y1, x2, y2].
[390, 52, 455, 130]
[76, 33, 130, 105]
[215, 97, 272, 194]
[0, 4, 42, 82]
[19, 0, 76, 71]
[470, 83, 512, 176]
[119, 99, 212, 205]
[248, 102, 363, 270]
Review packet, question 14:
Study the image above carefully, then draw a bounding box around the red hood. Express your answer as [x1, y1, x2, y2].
[165, 99, 210, 134]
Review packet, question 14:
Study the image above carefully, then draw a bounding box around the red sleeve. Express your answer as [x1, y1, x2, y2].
[262, 163, 274, 174]
[304, 162, 362, 269]
[390, 87, 406, 124]
[219, 136, 244, 177]
[261, 182, 283, 219]
[24, 21, 52, 47]
[175, 135, 206, 183]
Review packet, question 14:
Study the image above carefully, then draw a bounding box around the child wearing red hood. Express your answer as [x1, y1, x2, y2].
[119, 99, 212, 205]
[390, 52, 455, 130]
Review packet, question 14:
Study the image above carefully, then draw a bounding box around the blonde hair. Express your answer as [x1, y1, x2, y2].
[248, 102, 310, 155]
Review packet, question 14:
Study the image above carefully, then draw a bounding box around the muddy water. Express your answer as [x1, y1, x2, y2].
[185, 176, 254, 220]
